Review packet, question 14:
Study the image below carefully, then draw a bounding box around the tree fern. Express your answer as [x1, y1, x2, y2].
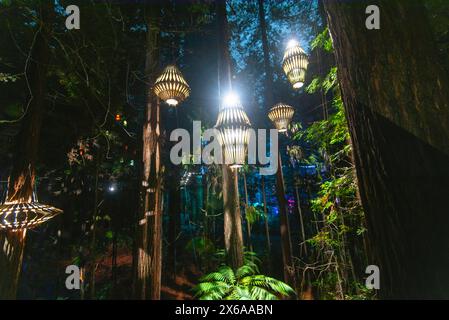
[194, 263, 295, 300]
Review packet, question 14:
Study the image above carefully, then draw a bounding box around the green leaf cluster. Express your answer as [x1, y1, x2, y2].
[193, 259, 295, 300]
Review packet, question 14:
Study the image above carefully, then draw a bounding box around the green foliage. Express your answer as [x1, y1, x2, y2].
[344, 282, 377, 300]
[2, 103, 22, 118]
[307, 230, 339, 248]
[245, 206, 263, 225]
[425, 0, 449, 60]
[291, 28, 371, 300]
[186, 237, 216, 259]
[311, 27, 333, 52]
[105, 230, 114, 239]
[194, 262, 295, 300]
[214, 250, 261, 272]
[0, 73, 19, 82]
[306, 67, 337, 95]
[96, 283, 113, 300]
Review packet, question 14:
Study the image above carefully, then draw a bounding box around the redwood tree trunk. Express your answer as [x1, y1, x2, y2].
[258, 0, 274, 106]
[261, 176, 271, 254]
[222, 166, 244, 269]
[167, 168, 181, 279]
[216, 0, 244, 270]
[135, 7, 162, 300]
[324, 0, 449, 298]
[0, 2, 53, 299]
[242, 172, 253, 252]
[276, 154, 295, 288]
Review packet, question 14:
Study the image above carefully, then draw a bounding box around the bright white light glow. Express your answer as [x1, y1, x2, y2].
[278, 128, 288, 133]
[166, 98, 179, 106]
[109, 185, 116, 192]
[230, 164, 243, 169]
[223, 92, 240, 108]
[293, 82, 304, 89]
[287, 39, 299, 49]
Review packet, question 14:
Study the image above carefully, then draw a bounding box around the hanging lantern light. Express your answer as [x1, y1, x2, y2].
[153, 65, 190, 106]
[215, 93, 251, 169]
[268, 102, 295, 133]
[282, 40, 309, 89]
[0, 202, 62, 231]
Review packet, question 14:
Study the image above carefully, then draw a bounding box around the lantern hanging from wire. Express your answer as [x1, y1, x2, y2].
[0, 188, 62, 231]
[282, 40, 309, 89]
[215, 93, 252, 169]
[0, 202, 62, 231]
[154, 65, 190, 106]
[268, 102, 295, 133]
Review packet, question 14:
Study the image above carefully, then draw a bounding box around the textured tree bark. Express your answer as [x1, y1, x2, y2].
[135, 7, 162, 300]
[295, 185, 307, 256]
[258, 0, 274, 106]
[275, 154, 296, 288]
[324, 0, 449, 298]
[88, 152, 100, 299]
[242, 172, 253, 252]
[261, 176, 271, 254]
[167, 168, 181, 279]
[0, 2, 53, 299]
[222, 166, 244, 270]
[216, 0, 244, 270]
[0, 230, 27, 299]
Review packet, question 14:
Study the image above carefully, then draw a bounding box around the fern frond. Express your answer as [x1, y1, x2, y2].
[236, 264, 256, 279]
[225, 286, 252, 300]
[200, 272, 226, 282]
[264, 277, 296, 296]
[217, 266, 236, 284]
[249, 286, 278, 300]
[194, 281, 230, 300]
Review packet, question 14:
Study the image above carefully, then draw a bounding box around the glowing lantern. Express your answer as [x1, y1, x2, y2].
[154, 65, 190, 106]
[282, 40, 309, 89]
[115, 114, 121, 121]
[0, 202, 62, 231]
[268, 103, 295, 133]
[215, 93, 251, 169]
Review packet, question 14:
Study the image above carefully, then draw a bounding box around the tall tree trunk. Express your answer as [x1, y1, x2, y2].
[295, 184, 307, 257]
[258, 0, 296, 289]
[111, 190, 121, 298]
[89, 149, 101, 299]
[222, 166, 244, 269]
[167, 169, 181, 280]
[258, 0, 274, 106]
[324, 0, 449, 298]
[261, 176, 271, 254]
[135, 7, 162, 300]
[242, 172, 253, 252]
[0, 2, 53, 299]
[216, 0, 244, 270]
[276, 154, 296, 288]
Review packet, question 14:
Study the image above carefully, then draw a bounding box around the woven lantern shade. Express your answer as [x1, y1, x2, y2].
[282, 40, 309, 89]
[154, 65, 190, 106]
[215, 94, 251, 169]
[268, 103, 295, 133]
[0, 202, 62, 231]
